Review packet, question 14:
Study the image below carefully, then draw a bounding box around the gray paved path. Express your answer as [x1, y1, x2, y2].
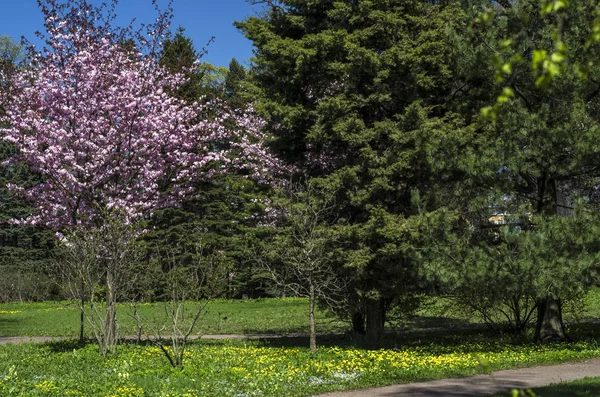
[0, 336, 68, 344]
[318, 358, 600, 397]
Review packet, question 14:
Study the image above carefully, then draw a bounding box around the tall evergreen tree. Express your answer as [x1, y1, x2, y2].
[482, 0, 600, 341]
[159, 26, 205, 103]
[143, 29, 273, 300]
[424, 0, 600, 341]
[224, 58, 247, 108]
[238, 0, 468, 347]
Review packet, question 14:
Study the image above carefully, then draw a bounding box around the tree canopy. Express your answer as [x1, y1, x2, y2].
[237, 0, 471, 347]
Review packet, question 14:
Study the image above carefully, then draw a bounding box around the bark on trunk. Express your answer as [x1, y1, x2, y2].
[365, 298, 385, 349]
[309, 285, 316, 353]
[535, 295, 568, 343]
[72, 211, 85, 344]
[352, 311, 365, 335]
[79, 280, 85, 343]
[103, 269, 118, 355]
[533, 178, 571, 343]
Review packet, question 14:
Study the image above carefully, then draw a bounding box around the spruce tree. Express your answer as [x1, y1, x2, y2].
[225, 58, 247, 109]
[237, 0, 468, 347]
[143, 29, 273, 300]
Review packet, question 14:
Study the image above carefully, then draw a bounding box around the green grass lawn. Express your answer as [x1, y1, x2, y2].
[531, 377, 600, 397]
[0, 297, 348, 338]
[2, 294, 600, 396]
[7, 289, 596, 339]
[0, 296, 476, 339]
[492, 377, 600, 397]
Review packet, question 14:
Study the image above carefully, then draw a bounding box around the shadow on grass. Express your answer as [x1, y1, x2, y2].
[0, 317, 18, 325]
[536, 383, 600, 397]
[245, 325, 539, 351]
[44, 339, 91, 352]
[35, 315, 578, 353]
[501, 382, 600, 397]
[255, 333, 360, 349]
[44, 338, 163, 352]
[0, 317, 23, 337]
[398, 315, 475, 331]
[237, 316, 595, 350]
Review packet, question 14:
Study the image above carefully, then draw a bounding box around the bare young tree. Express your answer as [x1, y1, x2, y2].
[255, 181, 346, 353]
[55, 214, 143, 356]
[132, 238, 230, 368]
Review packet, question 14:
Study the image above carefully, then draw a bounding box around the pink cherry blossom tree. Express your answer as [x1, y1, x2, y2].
[1, 0, 281, 353]
[3, 1, 276, 229]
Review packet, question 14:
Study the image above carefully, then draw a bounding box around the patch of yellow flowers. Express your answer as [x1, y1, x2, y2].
[1, 340, 598, 397]
[34, 379, 60, 394]
[185, 344, 507, 376]
[0, 310, 21, 315]
[106, 386, 144, 397]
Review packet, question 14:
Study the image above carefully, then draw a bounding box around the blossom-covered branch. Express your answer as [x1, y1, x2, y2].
[1, 0, 283, 229]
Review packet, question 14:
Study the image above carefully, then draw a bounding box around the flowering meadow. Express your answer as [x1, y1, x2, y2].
[2, 297, 600, 396]
[0, 339, 599, 396]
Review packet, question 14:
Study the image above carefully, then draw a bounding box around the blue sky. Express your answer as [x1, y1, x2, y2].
[0, 0, 260, 67]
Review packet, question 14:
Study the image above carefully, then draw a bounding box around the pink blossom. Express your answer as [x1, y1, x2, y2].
[1, 0, 284, 229]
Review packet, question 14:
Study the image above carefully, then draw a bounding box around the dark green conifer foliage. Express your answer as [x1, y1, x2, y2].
[225, 58, 247, 108]
[159, 27, 206, 103]
[422, 0, 600, 341]
[0, 143, 57, 302]
[237, 0, 468, 347]
[141, 30, 272, 300]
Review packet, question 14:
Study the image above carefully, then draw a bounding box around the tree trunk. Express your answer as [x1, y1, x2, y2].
[535, 295, 567, 343]
[365, 298, 385, 349]
[79, 280, 85, 343]
[309, 285, 317, 353]
[104, 269, 118, 355]
[352, 311, 365, 335]
[73, 211, 85, 344]
[532, 178, 570, 343]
